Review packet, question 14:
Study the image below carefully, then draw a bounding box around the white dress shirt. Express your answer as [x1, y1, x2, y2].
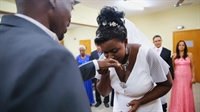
[92, 60, 99, 71]
[154, 46, 163, 55]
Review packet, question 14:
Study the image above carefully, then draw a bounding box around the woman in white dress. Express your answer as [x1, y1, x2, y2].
[95, 6, 173, 112]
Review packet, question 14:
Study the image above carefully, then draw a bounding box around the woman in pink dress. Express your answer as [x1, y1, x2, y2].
[169, 40, 196, 112]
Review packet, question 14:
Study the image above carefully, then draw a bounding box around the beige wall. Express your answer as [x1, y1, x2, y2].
[128, 4, 200, 52]
[0, 0, 99, 26]
[64, 4, 199, 57]
[71, 4, 98, 26]
[0, 1, 17, 13]
[64, 26, 97, 57]
[1, 1, 199, 56]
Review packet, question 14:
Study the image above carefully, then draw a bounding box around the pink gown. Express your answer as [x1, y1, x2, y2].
[169, 57, 195, 112]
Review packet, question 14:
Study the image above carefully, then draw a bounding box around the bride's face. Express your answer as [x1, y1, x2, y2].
[100, 39, 126, 63]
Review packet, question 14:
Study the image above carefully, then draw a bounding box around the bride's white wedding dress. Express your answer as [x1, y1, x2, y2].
[95, 19, 169, 112]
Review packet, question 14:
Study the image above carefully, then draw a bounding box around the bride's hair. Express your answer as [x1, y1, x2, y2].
[95, 6, 127, 45]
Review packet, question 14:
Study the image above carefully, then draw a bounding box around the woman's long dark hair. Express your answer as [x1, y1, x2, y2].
[175, 40, 188, 60]
[94, 6, 127, 45]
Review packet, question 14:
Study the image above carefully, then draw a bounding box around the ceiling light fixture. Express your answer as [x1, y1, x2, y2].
[174, 0, 184, 7]
[74, 0, 81, 5]
[174, 2, 182, 7]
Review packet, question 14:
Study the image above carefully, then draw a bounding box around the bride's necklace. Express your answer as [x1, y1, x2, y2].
[121, 46, 131, 71]
[119, 46, 131, 89]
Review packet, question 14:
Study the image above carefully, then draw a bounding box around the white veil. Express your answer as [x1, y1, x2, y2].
[125, 18, 153, 47]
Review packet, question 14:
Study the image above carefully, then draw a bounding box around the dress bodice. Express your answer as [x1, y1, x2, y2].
[174, 57, 191, 72]
[110, 46, 154, 98]
[175, 57, 190, 67]
[95, 45, 169, 111]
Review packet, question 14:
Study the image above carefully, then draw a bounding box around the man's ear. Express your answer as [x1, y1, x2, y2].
[49, 0, 56, 8]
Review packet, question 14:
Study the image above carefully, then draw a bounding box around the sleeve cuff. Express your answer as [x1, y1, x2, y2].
[92, 59, 99, 71]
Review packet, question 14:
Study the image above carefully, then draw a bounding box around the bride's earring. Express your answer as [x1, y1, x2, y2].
[126, 47, 128, 54]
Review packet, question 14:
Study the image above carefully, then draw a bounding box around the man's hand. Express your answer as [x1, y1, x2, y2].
[97, 58, 122, 70]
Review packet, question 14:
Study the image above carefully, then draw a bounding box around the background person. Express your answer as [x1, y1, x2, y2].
[169, 40, 196, 112]
[152, 35, 174, 112]
[90, 44, 110, 108]
[76, 45, 95, 106]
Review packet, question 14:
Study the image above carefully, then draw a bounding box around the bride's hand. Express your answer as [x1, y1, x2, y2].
[97, 58, 122, 70]
[97, 68, 110, 76]
[126, 100, 141, 112]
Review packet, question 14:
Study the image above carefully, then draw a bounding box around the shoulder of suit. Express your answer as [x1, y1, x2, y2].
[90, 50, 96, 55]
[163, 47, 171, 52]
[28, 45, 75, 67]
[93, 50, 98, 53]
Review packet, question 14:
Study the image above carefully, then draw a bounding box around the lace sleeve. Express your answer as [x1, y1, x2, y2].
[146, 48, 169, 83]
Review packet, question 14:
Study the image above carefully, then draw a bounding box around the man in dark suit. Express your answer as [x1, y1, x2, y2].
[153, 35, 174, 112]
[0, 0, 120, 111]
[90, 44, 110, 108]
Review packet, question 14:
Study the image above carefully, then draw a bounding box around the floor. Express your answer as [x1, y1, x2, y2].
[91, 83, 200, 112]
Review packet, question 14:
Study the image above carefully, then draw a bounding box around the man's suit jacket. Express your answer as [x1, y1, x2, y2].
[79, 61, 96, 81]
[79, 50, 99, 81]
[160, 47, 174, 79]
[90, 50, 100, 61]
[0, 15, 91, 112]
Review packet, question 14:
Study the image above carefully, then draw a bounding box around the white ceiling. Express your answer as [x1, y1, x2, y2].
[5, 0, 200, 17]
[80, 0, 199, 17]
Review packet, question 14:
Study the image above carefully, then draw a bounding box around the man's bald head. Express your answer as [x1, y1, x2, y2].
[15, 0, 50, 14]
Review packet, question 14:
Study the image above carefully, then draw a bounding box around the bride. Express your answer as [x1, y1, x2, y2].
[95, 6, 173, 112]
